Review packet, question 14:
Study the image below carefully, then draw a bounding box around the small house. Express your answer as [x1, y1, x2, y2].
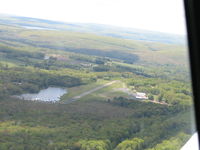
[135, 92, 148, 100]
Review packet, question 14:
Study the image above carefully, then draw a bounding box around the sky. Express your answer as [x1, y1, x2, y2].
[0, 0, 186, 35]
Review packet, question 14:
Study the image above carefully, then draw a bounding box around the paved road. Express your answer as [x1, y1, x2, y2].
[61, 80, 118, 104]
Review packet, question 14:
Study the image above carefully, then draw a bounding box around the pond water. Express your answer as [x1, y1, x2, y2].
[16, 87, 67, 102]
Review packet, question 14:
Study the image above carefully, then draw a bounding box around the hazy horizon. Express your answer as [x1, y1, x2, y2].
[0, 0, 186, 35]
[0, 13, 186, 37]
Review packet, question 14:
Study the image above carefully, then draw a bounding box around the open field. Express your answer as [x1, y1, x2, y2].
[72, 80, 130, 102]
[60, 79, 109, 101]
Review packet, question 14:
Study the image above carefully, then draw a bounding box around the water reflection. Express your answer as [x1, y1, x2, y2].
[16, 87, 67, 102]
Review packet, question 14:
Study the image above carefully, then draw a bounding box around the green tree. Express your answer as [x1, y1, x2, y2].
[148, 94, 154, 100]
[114, 138, 144, 150]
[74, 140, 111, 150]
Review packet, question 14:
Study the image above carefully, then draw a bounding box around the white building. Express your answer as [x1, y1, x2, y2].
[135, 92, 148, 100]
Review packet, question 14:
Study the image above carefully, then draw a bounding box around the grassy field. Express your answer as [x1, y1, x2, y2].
[60, 79, 109, 101]
[60, 79, 130, 103]
[78, 81, 130, 102]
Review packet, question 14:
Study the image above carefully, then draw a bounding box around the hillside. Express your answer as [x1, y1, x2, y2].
[0, 22, 188, 66]
[0, 14, 186, 44]
[0, 15, 195, 150]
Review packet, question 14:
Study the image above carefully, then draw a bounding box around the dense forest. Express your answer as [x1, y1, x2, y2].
[0, 16, 196, 150]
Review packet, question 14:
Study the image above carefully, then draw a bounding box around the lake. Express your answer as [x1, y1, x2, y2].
[16, 87, 67, 102]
